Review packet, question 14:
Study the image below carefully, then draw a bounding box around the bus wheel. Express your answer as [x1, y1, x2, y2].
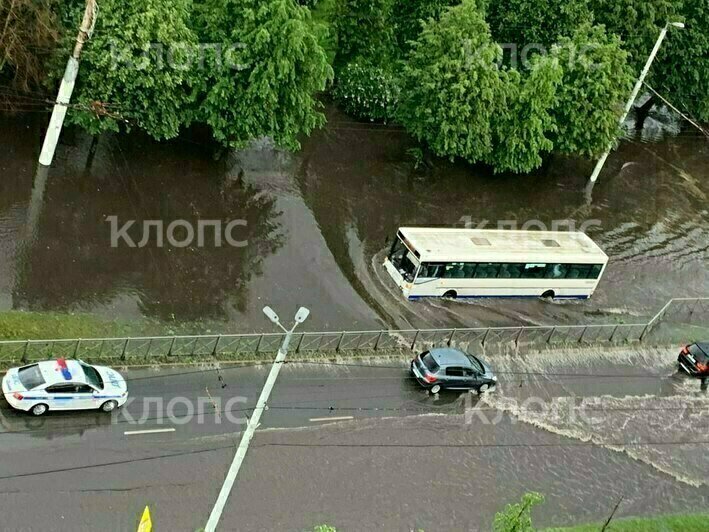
[541, 290, 555, 300]
[443, 290, 457, 299]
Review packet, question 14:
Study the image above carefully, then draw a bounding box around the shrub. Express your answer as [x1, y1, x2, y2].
[333, 61, 400, 122]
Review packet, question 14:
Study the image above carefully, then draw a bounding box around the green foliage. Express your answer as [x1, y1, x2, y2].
[309, 0, 339, 66]
[549, 23, 633, 157]
[397, 0, 504, 163]
[392, 0, 461, 52]
[486, 56, 562, 173]
[493, 491, 544, 532]
[546, 512, 709, 531]
[0, 311, 133, 341]
[191, 0, 333, 150]
[589, 0, 679, 70]
[654, 0, 709, 121]
[487, 0, 592, 49]
[312, 527, 337, 532]
[333, 0, 396, 66]
[67, 0, 197, 139]
[332, 61, 400, 122]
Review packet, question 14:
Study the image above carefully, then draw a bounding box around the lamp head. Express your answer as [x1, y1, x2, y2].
[670, 21, 685, 29]
[262, 306, 280, 325]
[294, 307, 310, 324]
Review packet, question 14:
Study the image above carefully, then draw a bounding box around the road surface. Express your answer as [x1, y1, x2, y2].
[0, 346, 707, 531]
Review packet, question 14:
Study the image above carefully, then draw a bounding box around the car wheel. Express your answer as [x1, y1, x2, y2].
[430, 384, 442, 394]
[540, 290, 555, 300]
[442, 290, 457, 299]
[101, 400, 118, 413]
[478, 383, 490, 394]
[31, 403, 48, 416]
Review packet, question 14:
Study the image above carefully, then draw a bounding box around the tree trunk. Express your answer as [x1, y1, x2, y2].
[85, 135, 99, 170]
[634, 95, 656, 131]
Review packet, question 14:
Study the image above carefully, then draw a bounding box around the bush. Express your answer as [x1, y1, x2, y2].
[333, 61, 400, 122]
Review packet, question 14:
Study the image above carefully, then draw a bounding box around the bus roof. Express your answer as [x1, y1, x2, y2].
[398, 227, 608, 264]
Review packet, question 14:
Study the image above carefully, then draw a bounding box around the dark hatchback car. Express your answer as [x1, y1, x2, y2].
[410, 347, 497, 394]
[678, 342, 709, 376]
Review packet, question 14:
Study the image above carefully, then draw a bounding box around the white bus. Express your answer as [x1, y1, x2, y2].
[383, 227, 608, 300]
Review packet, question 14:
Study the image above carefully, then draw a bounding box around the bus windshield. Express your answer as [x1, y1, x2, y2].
[389, 238, 419, 282]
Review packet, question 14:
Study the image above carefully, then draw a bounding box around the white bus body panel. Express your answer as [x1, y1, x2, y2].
[384, 228, 608, 301]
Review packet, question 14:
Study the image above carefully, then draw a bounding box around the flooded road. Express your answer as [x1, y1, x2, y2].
[0, 106, 707, 332]
[1, 348, 707, 531]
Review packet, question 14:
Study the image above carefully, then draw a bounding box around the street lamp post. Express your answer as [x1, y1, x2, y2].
[205, 306, 310, 532]
[588, 21, 684, 183]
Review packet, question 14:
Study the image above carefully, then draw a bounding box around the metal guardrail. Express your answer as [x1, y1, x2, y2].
[0, 297, 706, 365]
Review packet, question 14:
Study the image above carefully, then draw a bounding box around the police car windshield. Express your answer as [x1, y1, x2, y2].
[82, 364, 104, 390]
[17, 365, 45, 389]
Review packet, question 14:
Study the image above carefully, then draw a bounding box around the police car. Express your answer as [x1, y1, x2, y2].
[1, 359, 128, 416]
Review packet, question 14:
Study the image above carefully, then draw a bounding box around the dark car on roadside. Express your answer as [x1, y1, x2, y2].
[678, 342, 709, 377]
[410, 347, 497, 394]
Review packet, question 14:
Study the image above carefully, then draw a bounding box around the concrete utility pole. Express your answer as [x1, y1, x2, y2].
[38, 0, 97, 167]
[204, 306, 310, 532]
[588, 21, 684, 184]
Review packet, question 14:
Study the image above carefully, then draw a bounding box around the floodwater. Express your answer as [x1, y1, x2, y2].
[0, 106, 707, 332]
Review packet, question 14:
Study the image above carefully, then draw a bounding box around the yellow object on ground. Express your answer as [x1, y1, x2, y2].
[137, 506, 152, 532]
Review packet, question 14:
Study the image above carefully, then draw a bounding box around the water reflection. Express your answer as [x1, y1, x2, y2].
[0, 108, 707, 331]
[5, 124, 284, 323]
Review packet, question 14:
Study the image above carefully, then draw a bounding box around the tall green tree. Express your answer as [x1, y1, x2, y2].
[487, 0, 592, 50]
[549, 23, 634, 157]
[589, 0, 679, 70]
[332, 0, 396, 66]
[392, 0, 461, 53]
[65, 0, 197, 139]
[192, 0, 333, 150]
[397, 0, 504, 164]
[654, 0, 708, 121]
[486, 56, 562, 173]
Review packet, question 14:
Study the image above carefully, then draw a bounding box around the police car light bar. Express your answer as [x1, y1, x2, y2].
[56, 358, 72, 380]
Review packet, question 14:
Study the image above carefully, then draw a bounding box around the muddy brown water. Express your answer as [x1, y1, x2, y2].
[0, 107, 707, 333]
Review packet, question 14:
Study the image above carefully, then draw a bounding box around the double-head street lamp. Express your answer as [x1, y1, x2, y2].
[262, 305, 310, 355]
[588, 21, 685, 184]
[205, 304, 311, 532]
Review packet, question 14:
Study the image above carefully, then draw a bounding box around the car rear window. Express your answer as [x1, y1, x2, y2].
[689, 344, 708, 362]
[421, 353, 440, 373]
[17, 365, 45, 389]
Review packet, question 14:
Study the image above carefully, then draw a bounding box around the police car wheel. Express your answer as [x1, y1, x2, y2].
[31, 403, 48, 416]
[430, 384, 442, 394]
[101, 400, 118, 413]
[478, 383, 489, 394]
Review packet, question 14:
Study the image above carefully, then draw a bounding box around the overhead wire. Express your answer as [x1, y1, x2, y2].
[0, 429, 707, 481]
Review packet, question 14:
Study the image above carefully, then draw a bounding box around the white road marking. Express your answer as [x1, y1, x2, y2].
[309, 416, 354, 423]
[124, 428, 176, 436]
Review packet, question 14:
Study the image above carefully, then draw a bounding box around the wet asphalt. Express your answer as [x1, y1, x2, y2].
[0, 346, 707, 531]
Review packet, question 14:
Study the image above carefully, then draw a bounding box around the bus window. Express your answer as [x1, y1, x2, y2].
[474, 263, 501, 278]
[419, 263, 444, 278]
[522, 263, 547, 278]
[443, 263, 467, 278]
[588, 264, 604, 279]
[566, 264, 592, 279]
[462, 263, 477, 278]
[498, 263, 522, 278]
[545, 264, 568, 279]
